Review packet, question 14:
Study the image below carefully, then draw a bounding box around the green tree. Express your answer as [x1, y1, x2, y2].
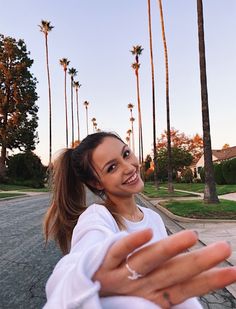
[39, 20, 54, 164]
[196, 0, 219, 203]
[157, 147, 193, 181]
[60, 58, 70, 148]
[68, 67, 77, 145]
[7, 151, 46, 188]
[0, 34, 39, 178]
[130, 45, 144, 166]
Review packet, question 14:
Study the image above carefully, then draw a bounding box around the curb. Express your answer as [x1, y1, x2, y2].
[139, 192, 236, 223]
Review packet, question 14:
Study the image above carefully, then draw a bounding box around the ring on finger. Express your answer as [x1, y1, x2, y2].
[125, 255, 144, 280]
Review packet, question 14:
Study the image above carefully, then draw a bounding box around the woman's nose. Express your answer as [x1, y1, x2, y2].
[122, 160, 135, 174]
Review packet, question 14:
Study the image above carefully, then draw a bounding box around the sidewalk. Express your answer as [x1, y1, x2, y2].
[142, 190, 236, 298]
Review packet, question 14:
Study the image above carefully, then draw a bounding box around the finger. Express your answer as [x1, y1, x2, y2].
[103, 228, 153, 269]
[127, 230, 198, 276]
[154, 266, 236, 307]
[146, 241, 231, 291]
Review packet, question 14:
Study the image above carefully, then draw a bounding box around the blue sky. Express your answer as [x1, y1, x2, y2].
[1, 0, 236, 165]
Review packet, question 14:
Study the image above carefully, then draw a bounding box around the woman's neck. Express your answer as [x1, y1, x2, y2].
[105, 195, 143, 222]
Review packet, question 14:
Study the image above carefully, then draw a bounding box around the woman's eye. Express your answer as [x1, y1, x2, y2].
[123, 150, 130, 158]
[107, 164, 116, 173]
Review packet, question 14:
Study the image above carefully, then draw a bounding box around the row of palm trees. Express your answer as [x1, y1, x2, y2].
[128, 0, 218, 203]
[40, 0, 219, 204]
[39, 21, 96, 158]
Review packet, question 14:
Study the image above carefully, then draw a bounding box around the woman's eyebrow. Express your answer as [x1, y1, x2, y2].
[101, 144, 127, 172]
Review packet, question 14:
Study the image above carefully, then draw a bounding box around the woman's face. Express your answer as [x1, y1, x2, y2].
[92, 137, 144, 199]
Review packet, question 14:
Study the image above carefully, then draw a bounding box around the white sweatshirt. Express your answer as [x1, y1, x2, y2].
[44, 204, 202, 308]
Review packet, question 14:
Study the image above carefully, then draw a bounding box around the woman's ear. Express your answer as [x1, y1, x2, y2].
[89, 180, 104, 191]
[95, 181, 104, 191]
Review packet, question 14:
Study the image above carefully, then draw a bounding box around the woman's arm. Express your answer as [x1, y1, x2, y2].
[93, 228, 236, 308]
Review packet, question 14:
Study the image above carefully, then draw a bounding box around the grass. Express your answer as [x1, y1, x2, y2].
[143, 182, 198, 198]
[160, 199, 236, 219]
[0, 192, 26, 199]
[0, 183, 49, 192]
[150, 182, 236, 195]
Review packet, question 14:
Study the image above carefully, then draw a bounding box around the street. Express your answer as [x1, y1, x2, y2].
[1, 193, 236, 308]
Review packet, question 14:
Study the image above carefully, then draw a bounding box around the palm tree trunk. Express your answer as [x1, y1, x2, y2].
[86, 107, 89, 135]
[135, 70, 144, 165]
[158, 0, 174, 193]
[71, 78, 74, 146]
[197, 0, 219, 203]
[64, 70, 69, 148]
[131, 122, 135, 154]
[45, 33, 52, 164]
[147, 0, 158, 187]
[76, 89, 80, 142]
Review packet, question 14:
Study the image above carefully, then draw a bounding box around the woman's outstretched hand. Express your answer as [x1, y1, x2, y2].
[93, 229, 236, 308]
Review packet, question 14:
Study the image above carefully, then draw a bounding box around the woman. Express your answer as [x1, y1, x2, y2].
[44, 132, 236, 308]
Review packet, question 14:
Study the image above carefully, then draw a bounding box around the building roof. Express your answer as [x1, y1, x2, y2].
[212, 146, 236, 161]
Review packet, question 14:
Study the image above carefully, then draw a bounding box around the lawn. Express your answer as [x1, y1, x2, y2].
[143, 182, 198, 198]
[151, 182, 236, 195]
[160, 199, 236, 219]
[0, 192, 26, 199]
[0, 183, 49, 192]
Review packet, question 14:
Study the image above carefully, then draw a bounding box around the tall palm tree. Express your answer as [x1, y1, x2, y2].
[125, 136, 130, 147]
[84, 101, 89, 135]
[73, 81, 82, 142]
[127, 103, 135, 153]
[91, 117, 96, 132]
[39, 20, 54, 164]
[157, 0, 174, 193]
[196, 0, 219, 203]
[60, 58, 70, 148]
[147, 0, 158, 186]
[130, 116, 135, 154]
[130, 45, 144, 166]
[126, 129, 132, 148]
[68, 67, 78, 146]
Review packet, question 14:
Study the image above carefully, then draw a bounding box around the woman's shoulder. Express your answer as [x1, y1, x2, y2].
[78, 203, 119, 229]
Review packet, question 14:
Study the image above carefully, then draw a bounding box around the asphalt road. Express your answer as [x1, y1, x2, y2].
[1, 193, 236, 308]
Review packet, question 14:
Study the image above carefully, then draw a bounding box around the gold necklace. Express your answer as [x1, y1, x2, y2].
[126, 208, 143, 222]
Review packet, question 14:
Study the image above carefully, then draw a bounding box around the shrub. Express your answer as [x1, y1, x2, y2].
[181, 168, 193, 183]
[199, 167, 205, 182]
[7, 151, 46, 188]
[222, 158, 236, 184]
[214, 163, 226, 185]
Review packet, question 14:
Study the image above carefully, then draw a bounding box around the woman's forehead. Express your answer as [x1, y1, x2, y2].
[92, 137, 125, 166]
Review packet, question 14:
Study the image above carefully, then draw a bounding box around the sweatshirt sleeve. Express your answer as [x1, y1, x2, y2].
[43, 205, 127, 309]
[44, 231, 129, 309]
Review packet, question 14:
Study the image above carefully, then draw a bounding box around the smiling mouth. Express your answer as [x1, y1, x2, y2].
[123, 173, 138, 185]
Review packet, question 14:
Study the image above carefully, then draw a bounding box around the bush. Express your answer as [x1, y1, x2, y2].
[222, 158, 236, 184]
[199, 167, 205, 182]
[214, 163, 226, 185]
[7, 151, 46, 188]
[181, 168, 193, 183]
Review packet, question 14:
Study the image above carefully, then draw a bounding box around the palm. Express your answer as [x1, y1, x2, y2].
[39, 20, 54, 164]
[60, 58, 70, 148]
[74, 81, 82, 142]
[68, 67, 78, 146]
[130, 45, 144, 167]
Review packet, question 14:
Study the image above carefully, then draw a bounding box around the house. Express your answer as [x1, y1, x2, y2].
[195, 146, 236, 178]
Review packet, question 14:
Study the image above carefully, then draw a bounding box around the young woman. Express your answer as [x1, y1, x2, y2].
[44, 132, 236, 308]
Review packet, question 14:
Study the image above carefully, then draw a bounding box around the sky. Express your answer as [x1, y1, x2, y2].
[1, 0, 236, 165]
